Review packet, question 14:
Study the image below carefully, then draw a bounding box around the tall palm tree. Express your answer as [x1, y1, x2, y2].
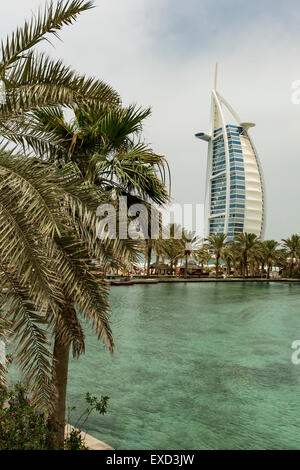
[196, 246, 211, 270]
[281, 234, 300, 277]
[229, 242, 242, 276]
[162, 223, 183, 275]
[144, 239, 153, 277]
[18, 104, 170, 280]
[261, 240, 280, 278]
[0, 0, 170, 446]
[181, 231, 200, 278]
[143, 237, 168, 277]
[0, 151, 129, 440]
[221, 245, 233, 277]
[1, 0, 169, 426]
[249, 241, 267, 277]
[160, 225, 200, 278]
[204, 234, 227, 278]
[0, 0, 138, 446]
[22, 106, 169, 429]
[247, 244, 260, 277]
[16, 104, 169, 206]
[234, 233, 259, 278]
[163, 240, 181, 274]
[0, 155, 142, 444]
[276, 248, 290, 276]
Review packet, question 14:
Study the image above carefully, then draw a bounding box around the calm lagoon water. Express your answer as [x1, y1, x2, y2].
[67, 282, 300, 450]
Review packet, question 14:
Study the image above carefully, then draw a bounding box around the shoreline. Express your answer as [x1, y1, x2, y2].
[65, 424, 114, 450]
[108, 277, 300, 286]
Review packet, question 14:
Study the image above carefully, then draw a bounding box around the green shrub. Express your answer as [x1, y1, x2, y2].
[0, 382, 109, 450]
[0, 383, 58, 450]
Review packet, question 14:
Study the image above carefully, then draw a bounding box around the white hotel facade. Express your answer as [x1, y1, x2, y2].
[195, 66, 265, 241]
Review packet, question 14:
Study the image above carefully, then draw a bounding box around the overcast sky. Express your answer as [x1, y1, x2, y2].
[1, 0, 300, 240]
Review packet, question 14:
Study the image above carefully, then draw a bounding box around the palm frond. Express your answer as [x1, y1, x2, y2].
[0, 267, 54, 408]
[52, 234, 114, 352]
[54, 303, 85, 359]
[0, 147, 62, 237]
[0, 52, 119, 122]
[1, 0, 94, 68]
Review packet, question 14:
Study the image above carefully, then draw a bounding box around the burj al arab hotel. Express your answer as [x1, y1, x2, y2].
[195, 65, 265, 241]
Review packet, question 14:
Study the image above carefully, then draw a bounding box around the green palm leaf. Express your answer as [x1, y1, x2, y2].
[1, 0, 94, 67]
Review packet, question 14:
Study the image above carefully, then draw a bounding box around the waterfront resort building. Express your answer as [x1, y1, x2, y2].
[195, 65, 265, 241]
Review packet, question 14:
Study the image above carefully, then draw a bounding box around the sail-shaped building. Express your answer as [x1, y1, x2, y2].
[195, 65, 265, 241]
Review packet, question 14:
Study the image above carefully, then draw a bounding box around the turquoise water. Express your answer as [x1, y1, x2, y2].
[67, 282, 300, 450]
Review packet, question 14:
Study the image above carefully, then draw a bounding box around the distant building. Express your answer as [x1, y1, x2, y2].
[195, 64, 265, 241]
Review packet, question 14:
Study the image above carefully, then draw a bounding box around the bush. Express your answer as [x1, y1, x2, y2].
[281, 267, 300, 279]
[0, 382, 109, 450]
[0, 383, 58, 450]
[64, 428, 89, 450]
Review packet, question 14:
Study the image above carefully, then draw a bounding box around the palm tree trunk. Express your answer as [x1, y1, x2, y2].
[146, 241, 152, 277]
[243, 254, 247, 278]
[216, 255, 219, 278]
[184, 254, 188, 278]
[50, 331, 70, 447]
[256, 262, 260, 276]
[290, 257, 294, 277]
[233, 261, 237, 275]
[227, 260, 231, 276]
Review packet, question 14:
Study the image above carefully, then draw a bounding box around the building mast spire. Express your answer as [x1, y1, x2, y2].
[214, 62, 218, 91]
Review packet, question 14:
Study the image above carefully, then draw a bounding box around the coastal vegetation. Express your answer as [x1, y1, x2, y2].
[124, 230, 300, 280]
[0, 377, 108, 450]
[0, 0, 168, 449]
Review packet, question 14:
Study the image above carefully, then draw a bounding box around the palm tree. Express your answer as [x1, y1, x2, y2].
[0, 0, 143, 446]
[246, 243, 260, 277]
[196, 246, 211, 270]
[161, 225, 200, 278]
[229, 243, 242, 276]
[0, 151, 125, 442]
[181, 231, 200, 278]
[261, 240, 280, 278]
[281, 234, 300, 277]
[276, 248, 290, 276]
[221, 245, 233, 277]
[234, 233, 259, 278]
[23, 106, 168, 432]
[144, 239, 153, 277]
[163, 241, 181, 275]
[18, 103, 170, 280]
[249, 241, 267, 277]
[161, 223, 183, 275]
[143, 237, 168, 277]
[0, 0, 170, 446]
[17, 104, 169, 206]
[204, 234, 227, 278]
